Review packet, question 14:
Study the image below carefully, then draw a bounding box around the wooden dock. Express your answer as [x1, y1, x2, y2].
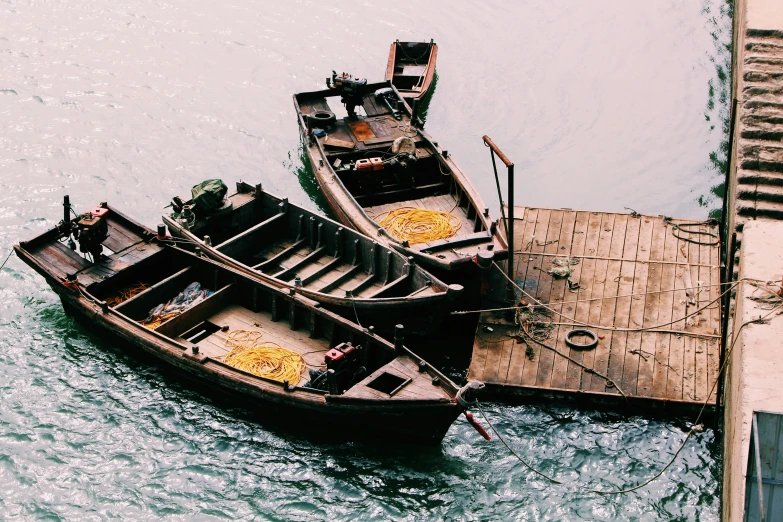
[467, 207, 721, 411]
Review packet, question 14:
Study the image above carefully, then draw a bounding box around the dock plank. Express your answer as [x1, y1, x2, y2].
[580, 213, 616, 391]
[635, 217, 667, 397]
[666, 224, 688, 401]
[620, 216, 654, 395]
[505, 208, 541, 385]
[604, 215, 640, 395]
[564, 212, 601, 390]
[533, 210, 565, 388]
[589, 214, 628, 393]
[547, 210, 580, 390]
[520, 208, 553, 387]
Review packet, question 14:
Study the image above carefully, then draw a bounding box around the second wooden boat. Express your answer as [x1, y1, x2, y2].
[385, 40, 438, 103]
[161, 181, 462, 336]
[15, 198, 469, 444]
[294, 76, 508, 272]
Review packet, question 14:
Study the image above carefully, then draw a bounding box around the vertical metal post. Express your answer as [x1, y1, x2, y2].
[482, 135, 516, 303]
[63, 195, 71, 228]
[752, 413, 766, 522]
[507, 163, 515, 303]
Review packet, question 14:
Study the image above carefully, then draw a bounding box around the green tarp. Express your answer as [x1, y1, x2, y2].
[191, 179, 227, 212]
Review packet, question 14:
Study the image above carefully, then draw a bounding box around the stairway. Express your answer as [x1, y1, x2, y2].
[732, 28, 783, 274]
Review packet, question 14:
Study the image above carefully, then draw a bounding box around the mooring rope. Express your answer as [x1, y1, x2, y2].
[488, 261, 741, 334]
[475, 296, 782, 495]
[0, 249, 14, 272]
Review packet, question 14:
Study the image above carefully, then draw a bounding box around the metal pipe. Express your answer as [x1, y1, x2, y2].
[482, 135, 515, 302]
[507, 163, 515, 303]
[752, 413, 766, 522]
[63, 195, 71, 228]
[482, 135, 513, 167]
[488, 147, 507, 238]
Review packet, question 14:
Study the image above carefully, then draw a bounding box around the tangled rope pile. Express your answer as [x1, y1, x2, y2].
[376, 207, 462, 245]
[222, 330, 305, 384]
[106, 282, 149, 307]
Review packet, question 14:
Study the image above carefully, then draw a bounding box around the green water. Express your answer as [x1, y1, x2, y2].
[1, 0, 731, 519]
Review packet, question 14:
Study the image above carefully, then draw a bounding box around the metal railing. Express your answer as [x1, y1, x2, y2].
[482, 135, 515, 301]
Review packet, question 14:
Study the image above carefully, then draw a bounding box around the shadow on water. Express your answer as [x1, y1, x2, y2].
[699, 0, 734, 220]
[413, 70, 438, 126]
[290, 145, 335, 217]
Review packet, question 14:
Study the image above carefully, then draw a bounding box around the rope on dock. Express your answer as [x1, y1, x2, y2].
[462, 262, 742, 336]
[453, 279, 731, 317]
[474, 292, 783, 495]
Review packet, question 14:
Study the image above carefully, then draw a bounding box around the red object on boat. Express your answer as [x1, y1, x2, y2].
[465, 412, 491, 440]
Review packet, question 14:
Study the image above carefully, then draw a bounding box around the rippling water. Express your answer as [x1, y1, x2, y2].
[1, 0, 730, 519]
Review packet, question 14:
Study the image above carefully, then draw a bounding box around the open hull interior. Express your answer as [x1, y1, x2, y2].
[294, 81, 506, 269]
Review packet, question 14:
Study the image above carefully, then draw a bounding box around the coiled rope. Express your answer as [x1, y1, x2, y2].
[222, 330, 305, 384]
[376, 207, 462, 245]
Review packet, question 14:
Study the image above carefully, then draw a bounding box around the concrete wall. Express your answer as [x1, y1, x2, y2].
[721, 221, 783, 522]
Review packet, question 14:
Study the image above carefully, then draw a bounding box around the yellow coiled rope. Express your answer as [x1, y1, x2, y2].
[376, 207, 462, 245]
[221, 330, 305, 384]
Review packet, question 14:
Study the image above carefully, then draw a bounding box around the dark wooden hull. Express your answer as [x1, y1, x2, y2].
[15, 205, 463, 444]
[162, 182, 462, 336]
[385, 41, 437, 102]
[293, 81, 508, 272]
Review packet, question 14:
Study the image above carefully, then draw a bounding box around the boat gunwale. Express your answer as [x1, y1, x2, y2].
[13, 235, 461, 404]
[161, 189, 462, 307]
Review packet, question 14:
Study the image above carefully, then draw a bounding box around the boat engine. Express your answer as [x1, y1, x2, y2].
[387, 136, 418, 185]
[304, 342, 366, 392]
[58, 196, 110, 261]
[327, 71, 367, 117]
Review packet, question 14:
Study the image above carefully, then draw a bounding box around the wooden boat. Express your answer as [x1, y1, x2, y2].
[386, 40, 437, 103]
[14, 198, 467, 444]
[161, 181, 462, 336]
[293, 76, 508, 272]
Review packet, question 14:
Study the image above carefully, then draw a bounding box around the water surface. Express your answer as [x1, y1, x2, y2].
[0, 0, 731, 519]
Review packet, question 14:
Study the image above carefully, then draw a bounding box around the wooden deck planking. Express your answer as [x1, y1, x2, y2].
[635, 218, 667, 397]
[707, 226, 721, 402]
[604, 216, 641, 395]
[619, 216, 654, 396]
[589, 214, 627, 393]
[580, 213, 616, 391]
[542, 209, 578, 389]
[531, 210, 565, 388]
[519, 208, 553, 386]
[564, 212, 602, 390]
[470, 207, 721, 410]
[505, 208, 541, 385]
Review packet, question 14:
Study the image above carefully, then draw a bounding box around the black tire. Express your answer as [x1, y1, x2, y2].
[309, 111, 336, 128]
[564, 329, 598, 350]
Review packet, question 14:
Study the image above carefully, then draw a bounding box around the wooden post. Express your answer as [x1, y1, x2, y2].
[364, 326, 375, 367]
[394, 324, 404, 358]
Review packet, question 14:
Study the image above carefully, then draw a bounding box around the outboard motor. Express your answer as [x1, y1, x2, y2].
[327, 71, 367, 117]
[374, 87, 402, 120]
[58, 196, 110, 261]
